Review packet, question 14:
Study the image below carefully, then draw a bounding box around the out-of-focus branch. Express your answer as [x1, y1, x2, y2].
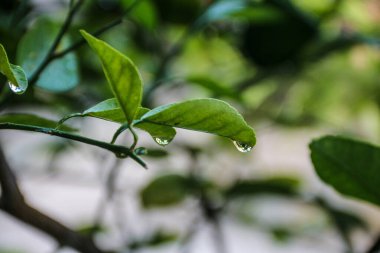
[53, 0, 142, 60]
[366, 234, 380, 253]
[0, 146, 110, 253]
[29, 0, 84, 85]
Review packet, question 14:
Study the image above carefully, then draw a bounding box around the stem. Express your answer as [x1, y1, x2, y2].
[211, 218, 228, 253]
[0, 123, 146, 168]
[128, 125, 138, 150]
[92, 159, 123, 235]
[111, 123, 129, 144]
[29, 0, 84, 85]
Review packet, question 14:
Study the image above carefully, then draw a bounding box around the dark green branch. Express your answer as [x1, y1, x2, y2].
[0, 123, 146, 168]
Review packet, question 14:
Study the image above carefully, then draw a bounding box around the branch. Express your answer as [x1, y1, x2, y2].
[0, 123, 146, 168]
[0, 146, 110, 253]
[29, 0, 84, 85]
[366, 235, 380, 253]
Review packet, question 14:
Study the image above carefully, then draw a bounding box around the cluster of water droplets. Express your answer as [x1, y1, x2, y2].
[8, 81, 25, 94]
[233, 141, 253, 153]
[154, 137, 170, 146]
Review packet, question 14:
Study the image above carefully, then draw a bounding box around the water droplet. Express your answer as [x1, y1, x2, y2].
[134, 147, 148, 156]
[233, 141, 253, 153]
[154, 137, 170, 146]
[116, 152, 128, 158]
[8, 81, 25, 94]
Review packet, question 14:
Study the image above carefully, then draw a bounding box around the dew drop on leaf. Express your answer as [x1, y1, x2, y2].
[233, 141, 253, 153]
[8, 81, 25, 94]
[154, 137, 170, 146]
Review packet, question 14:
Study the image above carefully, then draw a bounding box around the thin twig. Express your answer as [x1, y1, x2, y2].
[92, 159, 123, 235]
[0, 123, 146, 167]
[29, 0, 84, 85]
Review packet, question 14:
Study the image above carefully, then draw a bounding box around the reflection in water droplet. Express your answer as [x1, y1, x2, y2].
[154, 137, 170, 146]
[8, 81, 25, 94]
[116, 152, 128, 158]
[233, 141, 253, 153]
[134, 147, 148, 156]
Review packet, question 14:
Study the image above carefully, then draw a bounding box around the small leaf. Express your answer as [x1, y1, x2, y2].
[139, 98, 256, 149]
[61, 98, 176, 145]
[17, 18, 78, 92]
[310, 136, 380, 206]
[225, 177, 300, 199]
[141, 174, 192, 208]
[80, 30, 143, 123]
[0, 114, 75, 131]
[80, 98, 126, 123]
[0, 44, 28, 94]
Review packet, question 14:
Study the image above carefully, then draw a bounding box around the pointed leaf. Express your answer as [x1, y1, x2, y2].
[82, 98, 126, 123]
[80, 30, 143, 123]
[310, 136, 380, 206]
[0, 44, 28, 94]
[139, 98, 256, 148]
[17, 18, 78, 92]
[0, 114, 75, 131]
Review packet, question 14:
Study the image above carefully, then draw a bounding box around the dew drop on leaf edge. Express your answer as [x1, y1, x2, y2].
[8, 81, 25, 94]
[233, 141, 253, 153]
[154, 137, 170, 146]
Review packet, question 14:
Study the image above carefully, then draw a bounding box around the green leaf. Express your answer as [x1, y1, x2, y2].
[0, 114, 75, 132]
[80, 98, 126, 123]
[17, 18, 79, 92]
[60, 98, 176, 145]
[310, 136, 380, 206]
[80, 30, 143, 123]
[140, 174, 192, 208]
[139, 98, 256, 149]
[134, 120, 176, 146]
[225, 177, 300, 199]
[0, 44, 28, 94]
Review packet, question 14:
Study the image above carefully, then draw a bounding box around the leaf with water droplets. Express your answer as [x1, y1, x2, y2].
[81, 30, 143, 123]
[0, 44, 28, 94]
[139, 98, 256, 150]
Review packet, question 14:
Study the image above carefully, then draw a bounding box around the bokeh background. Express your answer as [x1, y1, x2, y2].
[1, 0, 380, 252]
